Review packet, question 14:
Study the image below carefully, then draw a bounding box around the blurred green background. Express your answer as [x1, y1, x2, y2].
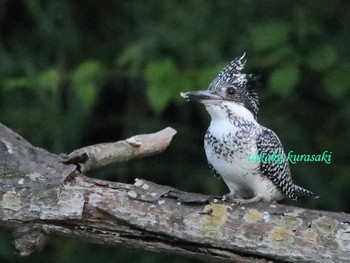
[1, 0, 350, 262]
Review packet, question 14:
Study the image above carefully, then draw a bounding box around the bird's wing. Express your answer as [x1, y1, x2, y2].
[256, 128, 297, 200]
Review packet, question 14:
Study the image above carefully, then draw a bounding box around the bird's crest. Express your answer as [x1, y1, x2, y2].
[217, 53, 247, 85]
[209, 54, 260, 119]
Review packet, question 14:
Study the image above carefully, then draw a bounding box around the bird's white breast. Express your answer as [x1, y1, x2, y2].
[204, 102, 283, 201]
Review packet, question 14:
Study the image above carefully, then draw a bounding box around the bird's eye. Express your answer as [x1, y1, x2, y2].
[226, 87, 235, 96]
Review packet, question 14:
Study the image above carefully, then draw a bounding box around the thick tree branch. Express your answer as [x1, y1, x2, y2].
[0, 123, 349, 262]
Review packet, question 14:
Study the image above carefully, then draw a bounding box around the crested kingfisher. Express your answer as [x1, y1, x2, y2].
[181, 54, 313, 203]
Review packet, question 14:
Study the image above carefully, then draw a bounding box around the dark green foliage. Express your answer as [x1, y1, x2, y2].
[1, 0, 350, 262]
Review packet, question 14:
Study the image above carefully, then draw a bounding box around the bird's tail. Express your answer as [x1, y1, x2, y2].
[294, 185, 314, 197]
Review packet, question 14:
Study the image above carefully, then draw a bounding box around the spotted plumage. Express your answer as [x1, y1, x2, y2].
[181, 54, 313, 202]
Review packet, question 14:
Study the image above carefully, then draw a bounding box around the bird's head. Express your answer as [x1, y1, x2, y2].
[181, 54, 260, 120]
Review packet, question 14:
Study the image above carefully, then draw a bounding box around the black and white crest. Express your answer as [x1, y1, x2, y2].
[216, 53, 247, 86]
[208, 54, 260, 119]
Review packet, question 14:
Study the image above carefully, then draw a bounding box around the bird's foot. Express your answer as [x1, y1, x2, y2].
[222, 194, 262, 204]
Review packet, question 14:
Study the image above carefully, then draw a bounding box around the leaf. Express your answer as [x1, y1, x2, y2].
[117, 43, 143, 66]
[4, 69, 60, 92]
[306, 46, 338, 71]
[72, 61, 102, 110]
[116, 42, 144, 74]
[268, 65, 300, 95]
[145, 59, 180, 113]
[3, 77, 31, 90]
[38, 68, 60, 91]
[251, 21, 291, 52]
[323, 66, 350, 99]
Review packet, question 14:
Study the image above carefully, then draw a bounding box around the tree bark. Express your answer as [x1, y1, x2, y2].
[0, 123, 349, 262]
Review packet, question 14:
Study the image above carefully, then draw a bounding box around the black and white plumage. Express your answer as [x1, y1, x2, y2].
[181, 54, 313, 202]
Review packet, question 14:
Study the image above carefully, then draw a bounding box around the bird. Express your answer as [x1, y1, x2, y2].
[181, 54, 313, 203]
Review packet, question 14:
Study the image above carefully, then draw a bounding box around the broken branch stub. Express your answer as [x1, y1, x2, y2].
[68, 127, 177, 173]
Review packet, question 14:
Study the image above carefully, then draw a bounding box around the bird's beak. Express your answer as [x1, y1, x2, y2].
[180, 90, 222, 103]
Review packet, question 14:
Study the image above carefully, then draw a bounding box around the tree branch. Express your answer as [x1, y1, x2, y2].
[0, 123, 349, 262]
[67, 127, 177, 173]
